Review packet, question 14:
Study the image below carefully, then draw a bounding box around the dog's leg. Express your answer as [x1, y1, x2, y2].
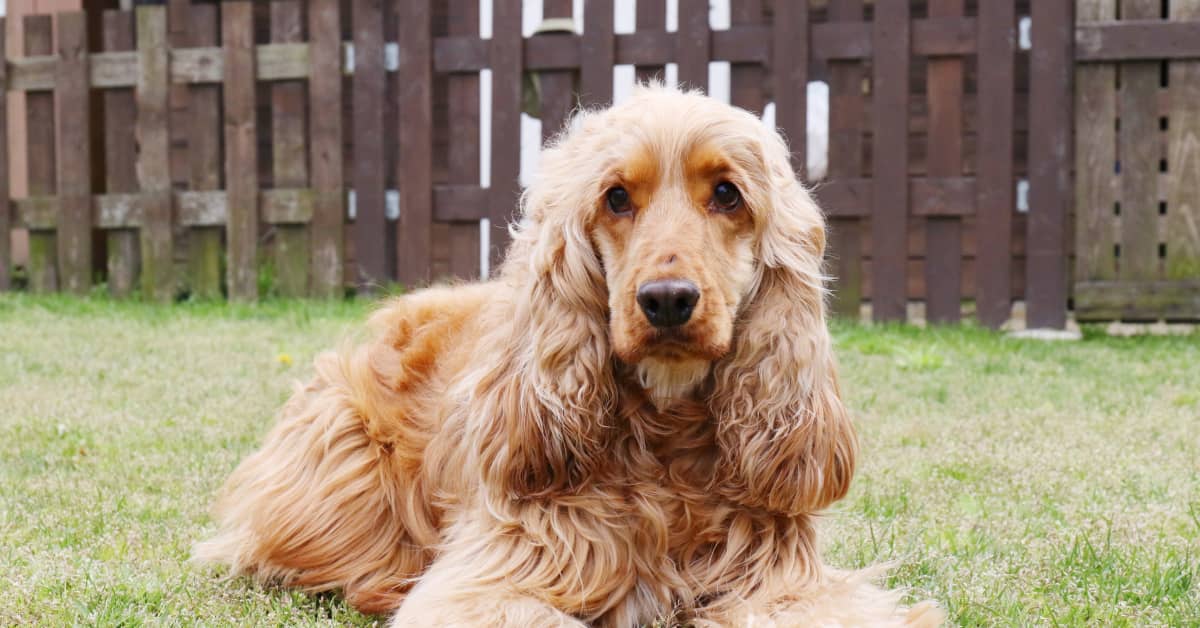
[193, 347, 438, 615]
[388, 553, 587, 628]
[691, 565, 945, 628]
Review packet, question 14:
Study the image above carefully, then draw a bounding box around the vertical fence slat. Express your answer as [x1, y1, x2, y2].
[0, 20, 9, 291]
[580, 0, 614, 107]
[827, 0, 865, 319]
[924, 0, 964, 324]
[1166, 2, 1200, 281]
[309, 0, 345, 298]
[1027, 0, 1073, 328]
[136, 6, 173, 302]
[772, 0, 806, 174]
[103, 10, 140, 298]
[634, 0, 666, 82]
[222, 1, 258, 301]
[490, 0, 522, 272]
[1073, 0, 1117, 289]
[1117, 0, 1160, 283]
[25, 15, 57, 293]
[729, 0, 765, 114]
[977, 0, 1018, 327]
[397, 0, 432, 286]
[676, 0, 710, 92]
[185, 3, 222, 299]
[870, 0, 910, 322]
[271, 0, 310, 297]
[539, 0, 576, 141]
[352, 0, 388, 288]
[446, 0, 483, 279]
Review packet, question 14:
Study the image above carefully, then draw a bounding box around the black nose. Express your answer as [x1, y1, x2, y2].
[637, 279, 700, 328]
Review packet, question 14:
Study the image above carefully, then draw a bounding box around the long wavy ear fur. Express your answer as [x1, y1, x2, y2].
[709, 128, 857, 515]
[468, 119, 616, 498]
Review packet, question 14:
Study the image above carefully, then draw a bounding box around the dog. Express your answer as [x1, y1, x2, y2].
[195, 85, 943, 627]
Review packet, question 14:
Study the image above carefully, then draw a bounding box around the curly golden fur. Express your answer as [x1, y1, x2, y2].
[195, 86, 944, 627]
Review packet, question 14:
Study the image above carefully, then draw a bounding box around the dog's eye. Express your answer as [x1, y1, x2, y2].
[606, 186, 632, 214]
[712, 182, 741, 212]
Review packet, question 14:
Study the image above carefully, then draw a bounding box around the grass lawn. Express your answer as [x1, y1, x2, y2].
[1, 294, 1197, 626]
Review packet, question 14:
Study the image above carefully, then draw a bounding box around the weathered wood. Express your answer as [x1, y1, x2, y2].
[136, 6, 173, 302]
[1026, 0, 1072, 328]
[1117, 0, 1159, 282]
[1166, 1, 1200, 281]
[15, 190, 313, 230]
[271, 1, 310, 298]
[25, 15, 57, 293]
[579, 0, 614, 107]
[1076, 21, 1200, 61]
[309, 0, 345, 298]
[825, 0, 865, 318]
[976, 0, 1017, 327]
[0, 21, 9, 291]
[923, 0, 964, 324]
[773, 0, 807, 174]
[819, 178, 975, 218]
[353, 0, 388, 289]
[870, 0, 910, 321]
[1073, 0, 1117, 290]
[1075, 280, 1200, 320]
[634, 0, 667, 83]
[676, 0, 710, 92]
[488, 0, 521, 273]
[102, 10, 140, 298]
[223, 2, 258, 301]
[184, 4, 221, 300]
[397, 0, 433, 286]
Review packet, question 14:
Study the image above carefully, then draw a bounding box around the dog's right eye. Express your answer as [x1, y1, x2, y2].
[606, 187, 632, 215]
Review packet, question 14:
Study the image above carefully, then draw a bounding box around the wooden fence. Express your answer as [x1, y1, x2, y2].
[0, 1, 1197, 325]
[1073, 0, 1200, 321]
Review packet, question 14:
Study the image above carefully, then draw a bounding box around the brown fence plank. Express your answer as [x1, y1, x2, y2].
[271, 0, 310, 297]
[729, 1, 764, 114]
[676, 0, 710, 92]
[1073, 0, 1116, 291]
[1117, 0, 1161, 284]
[923, 0, 964, 324]
[397, 0, 433, 286]
[0, 20, 7, 291]
[489, 0, 522, 272]
[1026, 0, 1072, 328]
[976, 0, 1017, 327]
[634, 0, 666, 82]
[580, 0, 614, 107]
[539, 0, 576, 141]
[772, 0, 807, 174]
[136, 6, 173, 302]
[55, 13, 92, 295]
[222, 2, 258, 301]
[826, 0, 865, 319]
[103, 10, 140, 298]
[185, 3, 222, 300]
[870, 0, 910, 321]
[309, 0, 344, 298]
[444, 0, 483, 279]
[1166, 1, 1200, 283]
[353, 0, 388, 288]
[25, 15, 57, 293]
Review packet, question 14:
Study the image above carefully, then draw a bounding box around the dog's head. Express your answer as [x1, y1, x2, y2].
[477, 86, 854, 511]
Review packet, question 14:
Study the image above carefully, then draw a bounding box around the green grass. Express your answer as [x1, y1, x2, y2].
[1, 294, 1198, 626]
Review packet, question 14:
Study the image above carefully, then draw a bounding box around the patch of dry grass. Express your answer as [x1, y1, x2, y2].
[1, 294, 1197, 625]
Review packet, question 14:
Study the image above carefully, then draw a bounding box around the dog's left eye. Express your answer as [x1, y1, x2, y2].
[712, 182, 741, 212]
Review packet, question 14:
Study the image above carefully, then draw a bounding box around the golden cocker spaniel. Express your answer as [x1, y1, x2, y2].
[196, 85, 943, 627]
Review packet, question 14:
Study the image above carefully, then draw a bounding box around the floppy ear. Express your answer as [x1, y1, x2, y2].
[466, 128, 616, 499]
[709, 132, 857, 515]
